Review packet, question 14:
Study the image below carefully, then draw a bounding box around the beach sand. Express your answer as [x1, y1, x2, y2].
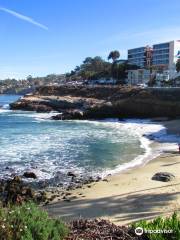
[46, 120, 180, 225]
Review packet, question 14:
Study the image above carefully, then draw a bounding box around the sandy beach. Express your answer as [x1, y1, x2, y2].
[45, 120, 180, 226]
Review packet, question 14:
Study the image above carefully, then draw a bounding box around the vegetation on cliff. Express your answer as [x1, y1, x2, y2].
[66, 52, 138, 83]
[132, 212, 180, 240]
[0, 202, 68, 240]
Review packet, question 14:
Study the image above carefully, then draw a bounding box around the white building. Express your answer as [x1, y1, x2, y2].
[127, 40, 180, 85]
[127, 69, 150, 85]
[152, 40, 180, 78]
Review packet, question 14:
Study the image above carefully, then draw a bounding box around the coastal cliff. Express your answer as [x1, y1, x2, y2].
[10, 85, 180, 119]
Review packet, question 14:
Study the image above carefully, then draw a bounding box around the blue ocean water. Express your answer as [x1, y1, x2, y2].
[0, 94, 159, 183]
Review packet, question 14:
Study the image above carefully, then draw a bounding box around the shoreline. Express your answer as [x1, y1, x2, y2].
[45, 119, 180, 225]
[1, 97, 180, 225]
[0, 107, 167, 184]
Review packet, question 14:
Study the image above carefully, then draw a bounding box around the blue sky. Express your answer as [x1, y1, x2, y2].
[0, 0, 180, 79]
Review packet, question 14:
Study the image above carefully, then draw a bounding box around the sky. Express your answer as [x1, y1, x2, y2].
[0, 0, 180, 79]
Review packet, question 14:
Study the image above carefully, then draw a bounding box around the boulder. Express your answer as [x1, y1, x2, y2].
[52, 110, 84, 120]
[67, 172, 77, 178]
[23, 172, 37, 179]
[3, 176, 35, 205]
[152, 172, 175, 182]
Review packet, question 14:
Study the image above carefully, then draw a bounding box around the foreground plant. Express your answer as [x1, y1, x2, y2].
[132, 212, 180, 240]
[0, 202, 68, 240]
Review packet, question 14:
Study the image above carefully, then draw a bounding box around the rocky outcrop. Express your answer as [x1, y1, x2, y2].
[23, 172, 37, 179]
[10, 85, 180, 119]
[0, 176, 35, 205]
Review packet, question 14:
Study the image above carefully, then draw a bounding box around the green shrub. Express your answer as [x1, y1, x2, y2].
[132, 212, 180, 240]
[0, 202, 68, 240]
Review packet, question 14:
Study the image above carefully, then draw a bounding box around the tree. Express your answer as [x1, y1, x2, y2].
[176, 59, 180, 72]
[108, 50, 120, 62]
[26, 75, 33, 82]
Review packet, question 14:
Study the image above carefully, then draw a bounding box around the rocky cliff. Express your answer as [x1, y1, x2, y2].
[10, 86, 180, 119]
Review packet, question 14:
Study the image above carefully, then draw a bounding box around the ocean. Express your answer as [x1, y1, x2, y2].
[0, 94, 174, 185]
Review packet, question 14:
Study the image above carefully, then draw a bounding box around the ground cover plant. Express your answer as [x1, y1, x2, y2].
[0, 202, 68, 240]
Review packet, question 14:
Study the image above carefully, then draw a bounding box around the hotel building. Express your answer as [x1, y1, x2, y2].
[128, 46, 152, 68]
[152, 41, 180, 75]
[127, 40, 180, 85]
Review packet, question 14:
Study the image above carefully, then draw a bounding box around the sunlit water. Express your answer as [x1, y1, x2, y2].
[0, 94, 167, 185]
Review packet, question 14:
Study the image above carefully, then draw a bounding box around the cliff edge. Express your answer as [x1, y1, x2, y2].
[10, 85, 180, 120]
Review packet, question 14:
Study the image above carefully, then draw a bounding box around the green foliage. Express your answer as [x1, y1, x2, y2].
[66, 52, 140, 83]
[108, 50, 120, 62]
[68, 56, 112, 80]
[176, 59, 180, 72]
[132, 212, 180, 240]
[0, 202, 68, 240]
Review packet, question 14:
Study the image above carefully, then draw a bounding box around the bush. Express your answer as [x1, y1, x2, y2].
[132, 212, 180, 240]
[0, 202, 68, 240]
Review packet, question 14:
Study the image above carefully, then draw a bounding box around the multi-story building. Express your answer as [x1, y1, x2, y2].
[152, 40, 180, 78]
[127, 40, 180, 85]
[128, 46, 153, 68]
[128, 47, 147, 68]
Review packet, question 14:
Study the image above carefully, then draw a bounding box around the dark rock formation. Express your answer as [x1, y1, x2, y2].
[23, 172, 37, 179]
[152, 172, 175, 182]
[10, 85, 180, 119]
[67, 172, 77, 178]
[0, 176, 50, 206]
[0, 176, 35, 205]
[52, 110, 84, 120]
[10, 100, 53, 112]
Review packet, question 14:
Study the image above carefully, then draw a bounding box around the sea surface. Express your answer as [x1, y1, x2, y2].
[0, 94, 175, 185]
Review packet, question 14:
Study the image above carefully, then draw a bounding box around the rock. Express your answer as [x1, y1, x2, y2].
[65, 192, 72, 196]
[9, 85, 180, 119]
[52, 110, 84, 121]
[64, 198, 71, 202]
[13, 176, 22, 182]
[96, 176, 102, 182]
[3, 176, 35, 205]
[10, 100, 53, 113]
[67, 172, 77, 178]
[102, 179, 109, 182]
[23, 172, 37, 179]
[152, 172, 175, 182]
[35, 191, 47, 203]
[63, 196, 71, 202]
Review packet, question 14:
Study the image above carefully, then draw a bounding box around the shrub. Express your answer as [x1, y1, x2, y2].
[0, 202, 68, 240]
[132, 212, 180, 240]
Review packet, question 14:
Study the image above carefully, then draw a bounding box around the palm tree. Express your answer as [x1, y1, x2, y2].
[108, 51, 120, 81]
[108, 50, 120, 63]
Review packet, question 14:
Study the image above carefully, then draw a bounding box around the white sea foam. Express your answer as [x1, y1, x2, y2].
[1, 102, 180, 183]
[76, 119, 178, 178]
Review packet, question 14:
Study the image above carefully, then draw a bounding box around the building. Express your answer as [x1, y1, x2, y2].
[128, 46, 153, 68]
[128, 47, 147, 68]
[127, 69, 150, 85]
[127, 40, 180, 85]
[152, 40, 180, 78]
